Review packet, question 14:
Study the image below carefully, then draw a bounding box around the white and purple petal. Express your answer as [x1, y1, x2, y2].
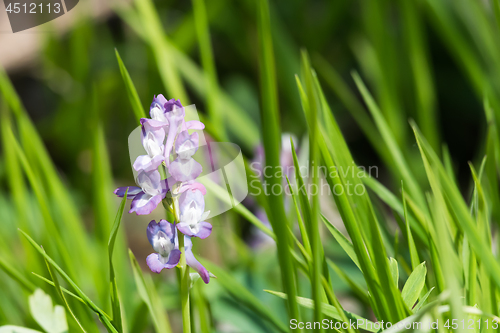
[184, 236, 210, 284]
[178, 181, 206, 195]
[169, 158, 202, 182]
[129, 193, 163, 215]
[177, 221, 212, 239]
[113, 186, 142, 199]
[164, 104, 186, 165]
[185, 120, 205, 130]
[175, 131, 199, 160]
[133, 155, 164, 172]
[146, 249, 181, 273]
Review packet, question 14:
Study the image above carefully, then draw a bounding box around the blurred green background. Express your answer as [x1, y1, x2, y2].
[1, 0, 499, 331]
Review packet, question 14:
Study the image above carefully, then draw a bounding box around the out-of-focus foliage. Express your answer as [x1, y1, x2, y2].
[1, 0, 500, 332]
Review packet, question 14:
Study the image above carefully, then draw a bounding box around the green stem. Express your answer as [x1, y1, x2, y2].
[177, 235, 191, 333]
[174, 197, 191, 333]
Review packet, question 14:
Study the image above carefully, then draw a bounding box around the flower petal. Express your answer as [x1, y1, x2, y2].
[164, 105, 185, 165]
[169, 158, 202, 182]
[133, 155, 164, 172]
[175, 131, 199, 160]
[129, 193, 162, 215]
[165, 249, 181, 268]
[195, 222, 212, 239]
[185, 120, 205, 130]
[178, 181, 207, 195]
[146, 252, 179, 273]
[176, 222, 195, 237]
[184, 236, 210, 284]
[113, 186, 142, 199]
[146, 253, 165, 273]
[158, 219, 176, 240]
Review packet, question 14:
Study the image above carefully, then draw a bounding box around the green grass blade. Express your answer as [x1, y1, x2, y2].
[115, 49, 146, 124]
[257, 0, 298, 321]
[108, 193, 128, 332]
[128, 250, 172, 333]
[265, 290, 378, 332]
[192, 0, 225, 139]
[202, 261, 288, 333]
[43, 253, 88, 333]
[18, 230, 117, 333]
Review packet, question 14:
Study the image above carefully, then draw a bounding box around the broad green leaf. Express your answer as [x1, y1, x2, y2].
[29, 289, 68, 333]
[401, 262, 427, 309]
[265, 290, 378, 332]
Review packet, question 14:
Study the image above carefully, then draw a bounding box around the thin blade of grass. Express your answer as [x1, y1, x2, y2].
[257, 0, 298, 321]
[115, 49, 146, 124]
[108, 193, 128, 332]
[128, 250, 172, 333]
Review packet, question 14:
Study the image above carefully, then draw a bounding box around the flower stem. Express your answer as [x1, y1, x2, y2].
[177, 235, 191, 333]
[173, 197, 191, 333]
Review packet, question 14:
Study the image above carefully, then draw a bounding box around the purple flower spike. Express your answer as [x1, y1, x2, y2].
[128, 169, 167, 215]
[150, 95, 169, 122]
[176, 189, 212, 239]
[146, 220, 181, 273]
[175, 131, 199, 160]
[184, 235, 210, 284]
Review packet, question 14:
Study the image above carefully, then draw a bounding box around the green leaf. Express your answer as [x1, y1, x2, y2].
[389, 258, 399, 289]
[115, 49, 146, 124]
[401, 262, 427, 309]
[29, 289, 68, 333]
[108, 193, 128, 332]
[18, 230, 117, 333]
[321, 215, 360, 270]
[256, 0, 298, 321]
[265, 290, 378, 332]
[129, 250, 172, 333]
[413, 287, 435, 313]
[202, 261, 288, 333]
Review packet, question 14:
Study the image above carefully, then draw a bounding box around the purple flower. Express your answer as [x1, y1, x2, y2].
[146, 220, 181, 273]
[164, 103, 186, 166]
[164, 99, 183, 112]
[177, 180, 207, 195]
[176, 189, 212, 239]
[150, 94, 169, 122]
[175, 131, 199, 160]
[169, 158, 202, 182]
[133, 119, 166, 172]
[184, 235, 210, 284]
[114, 169, 168, 215]
[168, 130, 202, 182]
